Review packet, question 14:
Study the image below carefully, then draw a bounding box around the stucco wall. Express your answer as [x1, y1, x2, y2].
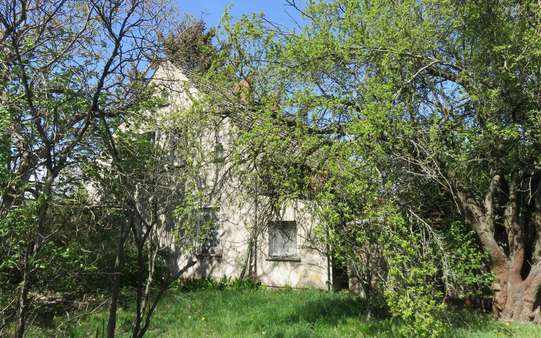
[168, 168, 330, 289]
[153, 63, 329, 289]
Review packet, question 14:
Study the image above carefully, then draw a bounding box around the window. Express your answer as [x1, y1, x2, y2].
[213, 142, 225, 163]
[195, 207, 220, 256]
[268, 221, 298, 259]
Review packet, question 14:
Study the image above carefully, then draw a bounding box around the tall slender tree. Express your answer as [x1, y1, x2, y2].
[0, 1, 174, 335]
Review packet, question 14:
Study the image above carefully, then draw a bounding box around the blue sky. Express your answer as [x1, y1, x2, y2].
[176, 0, 304, 28]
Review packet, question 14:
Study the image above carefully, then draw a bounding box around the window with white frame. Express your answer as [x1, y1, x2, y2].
[268, 221, 298, 258]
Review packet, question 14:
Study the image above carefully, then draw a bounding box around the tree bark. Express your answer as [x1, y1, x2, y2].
[14, 167, 55, 338]
[106, 220, 129, 338]
[457, 173, 541, 323]
[14, 248, 30, 338]
[495, 265, 541, 322]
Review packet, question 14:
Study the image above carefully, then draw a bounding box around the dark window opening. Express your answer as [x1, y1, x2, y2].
[195, 207, 221, 256]
[213, 142, 225, 163]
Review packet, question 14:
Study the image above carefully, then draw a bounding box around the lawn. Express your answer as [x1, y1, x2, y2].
[30, 285, 541, 338]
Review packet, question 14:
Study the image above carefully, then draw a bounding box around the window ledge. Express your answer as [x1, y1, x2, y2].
[266, 256, 301, 262]
[196, 252, 223, 259]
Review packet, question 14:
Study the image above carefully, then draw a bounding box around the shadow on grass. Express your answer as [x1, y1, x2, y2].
[284, 295, 370, 325]
[280, 294, 514, 338]
[279, 293, 401, 337]
[443, 308, 514, 336]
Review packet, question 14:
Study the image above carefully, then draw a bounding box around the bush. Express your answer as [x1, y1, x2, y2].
[383, 218, 447, 338]
[177, 277, 261, 292]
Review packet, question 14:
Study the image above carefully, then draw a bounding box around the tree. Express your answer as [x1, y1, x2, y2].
[207, 0, 541, 327]
[162, 17, 218, 74]
[0, 1, 174, 335]
[88, 110, 190, 338]
[86, 62, 235, 337]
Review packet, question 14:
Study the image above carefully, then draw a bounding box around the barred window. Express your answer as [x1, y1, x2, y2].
[268, 221, 298, 258]
[213, 142, 225, 163]
[195, 207, 220, 255]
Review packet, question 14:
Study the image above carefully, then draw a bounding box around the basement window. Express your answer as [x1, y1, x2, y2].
[268, 221, 299, 261]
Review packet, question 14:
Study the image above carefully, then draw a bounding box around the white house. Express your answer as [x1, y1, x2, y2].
[153, 63, 347, 290]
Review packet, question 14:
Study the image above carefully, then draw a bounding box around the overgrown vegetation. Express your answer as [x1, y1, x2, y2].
[24, 284, 541, 338]
[1, 0, 541, 337]
[195, 0, 541, 335]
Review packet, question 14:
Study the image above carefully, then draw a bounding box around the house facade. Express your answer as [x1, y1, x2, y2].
[153, 64, 338, 290]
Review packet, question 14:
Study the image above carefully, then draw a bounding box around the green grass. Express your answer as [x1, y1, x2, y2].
[29, 286, 541, 337]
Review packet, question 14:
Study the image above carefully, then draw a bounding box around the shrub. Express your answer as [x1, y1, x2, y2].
[177, 277, 261, 292]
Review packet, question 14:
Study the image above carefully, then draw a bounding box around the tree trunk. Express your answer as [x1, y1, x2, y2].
[457, 173, 541, 323]
[493, 266, 541, 323]
[14, 168, 54, 337]
[14, 249, 30, 338]
[106, 221, 129, 338]
[132, 238, 145, 338]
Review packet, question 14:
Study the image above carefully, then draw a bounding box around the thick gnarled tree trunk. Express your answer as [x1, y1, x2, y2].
[457, 173, 541, 322]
